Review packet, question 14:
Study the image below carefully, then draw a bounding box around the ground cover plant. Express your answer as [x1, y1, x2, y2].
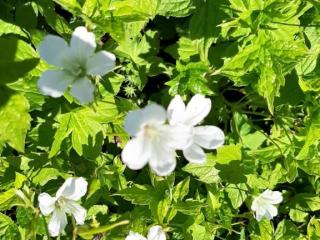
[1, 0, 320, 239]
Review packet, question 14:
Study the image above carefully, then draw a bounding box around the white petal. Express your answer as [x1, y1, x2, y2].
[70, 26, 96, 59]
[38, 70, 73, 98]
[184, 94, 211, 126]
[261, 190, 283, 204]
[38, 35, 69, 67]
[38, 193, 56, 216]
[147, 226, 166, 240]
[56, 177, 88, 201]
[125, 231, 147, 240]
[86, 51, 116, 76]
[264, 204, 278, 219]
[183, 143, 206, 163]
[70, 77, 95, 104]
[48, 209, 68, 237]
[161, 124, 193, 150]
[167, 95, 186, 125]
[121, 137, 151, 170]
[124, 104, 167, 136]
[149, 145, 176, 176]
[63, 200, 86, 225]
[251, 202, 267, 221]
[193, 126, 225, 149]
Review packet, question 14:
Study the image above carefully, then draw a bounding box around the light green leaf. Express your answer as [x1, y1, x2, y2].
[0, 89, 31, 152]
[183, 157, 220, 184]
[0, 38, 39, 85]
[158, 0, 195, 17]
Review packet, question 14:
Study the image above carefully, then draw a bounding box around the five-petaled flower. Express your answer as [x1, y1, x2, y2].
[121, 104, 193, 176]
[38, 26, 116, 104]
[251, 189, 283, 221]
[38, 177, 88, 237]
[167, 94, 225, 163]
[125, 225, 166, 240]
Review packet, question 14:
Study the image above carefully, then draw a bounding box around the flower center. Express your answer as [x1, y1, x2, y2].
[69, 64, 87, 78]
[56, 197, 67, 209]
[143, 123, 160, 140]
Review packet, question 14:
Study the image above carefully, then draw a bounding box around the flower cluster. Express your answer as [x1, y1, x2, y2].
[122, 94, 225, 176]
[36, 26, 283, 238]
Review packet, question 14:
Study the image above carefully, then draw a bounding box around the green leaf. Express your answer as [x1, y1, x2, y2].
[0, 19, 27, 37]
[0, 89, 31, 152]
[116, 184, 157, 205]
[215, 144, 242, 164]
[183, 157, 220, 184]
[158, 0, 195, 17]
[31, 168, 70, 186]
[0, 189, 19, 211]
[50, 98, 119, 157]
[250, 218, 274, 240]
[290, 193, 320, 212]
[307, 217, 320, 240]
[173, 200, 207, 216]
[173, 177, 190, 202]
[0, 212, 20, 239]
[0, 38, 39, 85]
[225, 183, 248, 209]
[297, 109, 320, 159]
[167, 61, 213, 96]
[275, 220, 301, 240]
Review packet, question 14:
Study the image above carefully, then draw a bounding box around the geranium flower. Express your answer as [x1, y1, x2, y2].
[37, 26, 116, 104]
[38, 177, 88, 237]
[251, 189, 283, 221]
[126, 225, 166, 240]
[122, 104, 192, 176]
[167, 94, 225, 163]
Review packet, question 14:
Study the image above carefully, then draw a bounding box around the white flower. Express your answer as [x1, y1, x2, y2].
[38, 26, 116, 104]
[121, 104, 192, 176]
[251, 189, 283, 221]
[38, 177, 88, 237]
[125, 226, 166, 240]
[167, 94, 225, 163]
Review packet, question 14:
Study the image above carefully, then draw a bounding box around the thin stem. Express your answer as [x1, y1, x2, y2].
[72, 217, 77, 240]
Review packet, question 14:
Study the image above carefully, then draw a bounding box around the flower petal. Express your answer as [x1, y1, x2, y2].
[38, 70, 73, 98]
[184, 94, 211, 126]
[70, 26, 96, 59]
[124, 104, 167, 136]
[38, 193, 56, 216]
[193, 126, 225, 149]
[48, 209, 68, 237]
[261, 190, 283, 204]
[70, 77, 95, 104]
[161, 124, 193, 150]
[56, 177, 88, 201]
[63, 200, 86, 225]
[86, 50, 116, 76]
[251, 201, 267, 221]
[183, 143, 206, 163]
[149, 145, 176, 176]
[167, 95, 186, 125]
[264, 204, 278, 219]
[121, 137, 151, 170]
[125, 231, 147, 240]
[147, 225, 166, 240]
[38, 35, 69, 67]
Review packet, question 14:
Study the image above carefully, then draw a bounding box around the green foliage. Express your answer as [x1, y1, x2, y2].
[0, 0, 320, 239]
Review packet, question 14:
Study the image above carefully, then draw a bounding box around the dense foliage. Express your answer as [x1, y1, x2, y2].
[1, 0, 320, 239]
